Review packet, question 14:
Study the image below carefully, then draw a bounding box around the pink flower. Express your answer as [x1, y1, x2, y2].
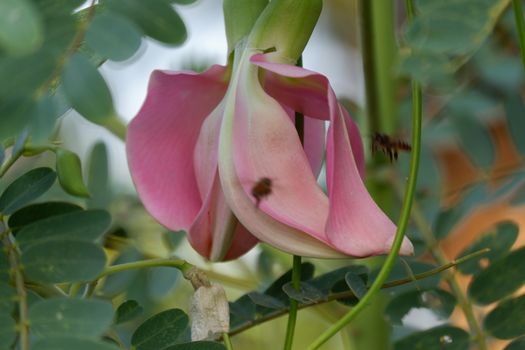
[127, 50, 413, 260]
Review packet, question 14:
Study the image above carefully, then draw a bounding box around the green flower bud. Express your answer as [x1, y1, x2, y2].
[248, 0, 322, 63]
[223, 0, 268, 54]
[54, 148, 90, 198]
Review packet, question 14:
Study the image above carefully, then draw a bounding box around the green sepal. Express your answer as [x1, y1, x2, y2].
[223, 0, 268, 55]
[54, 148, 91, 198]
[248, 0, 322, 63]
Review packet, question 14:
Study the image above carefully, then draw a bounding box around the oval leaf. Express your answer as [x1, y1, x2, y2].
[33, 337, 120, 350]
[61, 53, 115, 124]
[0, 0, 43, 55]
[16, 209, 111, 250]
[282, 282, 326, 304]
[394, 325, 470, 350]
[345, 272, 368, 300]
[504, 94, 525, 156]
[131, 309, 189, 350]
[116, 300, 143, 324]
[456, 221, 518, 275]
[505, 337, 525, 350]
[0, 167, 56, 215]
[8, 201, 83, 231]
[484, 294, 525, 339]
[106, 0, 186, 45]
[385, 288, 456, 325]
[452, 115, 494, 169]
[22, 240, 106, 283]
[87, 142, 111, 209]
[468, 247, 525, 305]
[30, 298, 113, 338]
[0, 313, 16, 348]
[85, 13, 142, 61]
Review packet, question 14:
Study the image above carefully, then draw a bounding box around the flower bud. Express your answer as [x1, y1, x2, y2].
[223, 0, 268, 54]
[248, 0, 322, 63]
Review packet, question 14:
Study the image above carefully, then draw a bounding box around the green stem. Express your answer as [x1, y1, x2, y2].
[512, 0, 525, 71]
[306, 5, 422, 349]
[1, 219, 29, 350]
[283, 255, 302, 350]
[226, 248, 487, 337]
[223, 332, 234, 350]
[97, 258, 193, 280]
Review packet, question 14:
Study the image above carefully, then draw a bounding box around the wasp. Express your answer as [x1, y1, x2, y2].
[371, 132, 411, 162]
[251, 177, 273, 208]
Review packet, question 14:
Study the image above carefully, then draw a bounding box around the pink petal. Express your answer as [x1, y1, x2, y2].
[218, 52, 412, 257]
[127, 65, 228, 231]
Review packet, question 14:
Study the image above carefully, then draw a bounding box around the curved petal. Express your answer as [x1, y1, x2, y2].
[219, 52, 412, 257]
[188, 172, 258, 261]
[127, 65, 228, 231]
[192, 100, 258, 261]
[280, 105, 325, 178]
[219, 50, 345, 258]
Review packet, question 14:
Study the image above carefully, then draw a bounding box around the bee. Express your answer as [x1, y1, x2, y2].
[371, 132, 411, 162]
[251, 177, 273, 208]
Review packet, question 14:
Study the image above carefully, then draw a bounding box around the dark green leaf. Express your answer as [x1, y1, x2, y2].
[164, 342, 226, 350]
[398, 51, 454, 88]
[263, 262, 314, 304]
[331, 279, 359, 307]
[307, 265, 368, 295]
[345, 272, 368, 299]
[282, 282, 326, 304]
[147, 266, 180, 299]
[22, 240, 106, 283]
[116, 300, 143, 324]
[229, 295, 256, 328]
[0, 313, 16, 348]
[32, 337, 120, 350]
[0, 98, 33, 141]
[61, 53, 115, 124]
[16, 209, 111, 250]
[0, 0, 43, 55]
[452, 115, 494, 169]
[0, 167, 56, 215]
[87, 142, 111, 209]
[0, 145, 4, 167]
[29, 95, 59, 145]
[8, 202, 82, 231]
[0, 282, 15, 312]
[85, 13, 142, 61]
[505, 94, 525, 156]
[106, 0, 186, 45]
[394, 325, 470, 350]
[247, 292, 286, 309]
[484, 294, 525, 339]
[505, 337, 525, 350]
[456, 221, 518, 275]
[30, 298, 113, 338]
[385, 288, 456, 325]
[131, 309, 188, 350]
[468, 247, 525, 305]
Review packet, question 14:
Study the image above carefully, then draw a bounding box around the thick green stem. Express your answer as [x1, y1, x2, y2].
[227, 249, 487, 337]
[513, 0, 525, 71]
[223, 332, 234, 350]
[97, 258, 193, 279]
